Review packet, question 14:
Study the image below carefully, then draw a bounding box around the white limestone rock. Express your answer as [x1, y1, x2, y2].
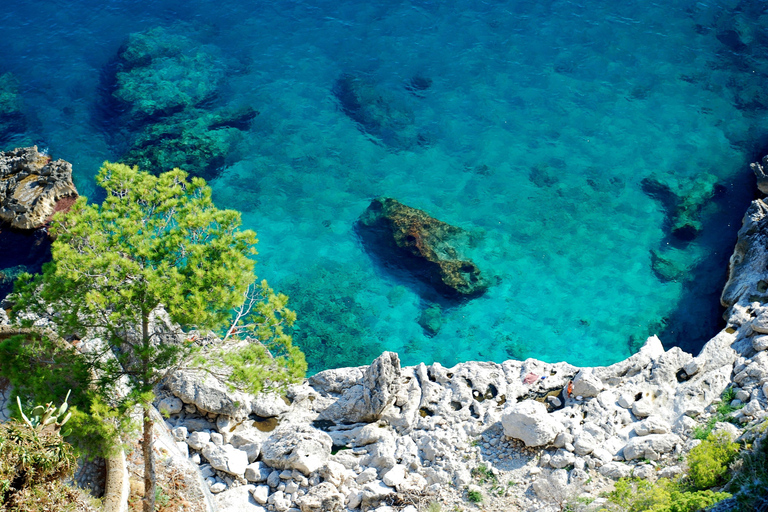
[617, 393, 635, 409]
[314, 352, 402, 424]
[215, 484, 267, 512]
[202, 443, 249, 477]
[357, 468, 378, 484]
[753, 335, 768, 352]
[158, 396, 183, 415]
[632, 397, 654, 418]
[573, 432, 596, 456]
[187, 431, 211, 451]
[633, 464, 655, 480]
[172, 426, 188, 442]
[167, 369, 252, 419]
[721, 199, 768, 311]
[501, 399, 564, 447]
[572, 368, 603, 398]
[599, 462, 631, 479]
[260, 424, 333, 476]
[252, 393, 291, 417]
[382, 464, 407, 487]
[361, 480, 394, 508]
[622, 434, 682, 461]
[549, 449, 576, 469]
[634, 417, 671, 436]
[752, 307, 768, 334]
[252, 485, 269, 505]
[245, 462, 272, 483]
[296, 482, 344, 512]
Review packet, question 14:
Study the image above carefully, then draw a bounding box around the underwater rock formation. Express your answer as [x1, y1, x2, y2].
[0, 146, 78, 230]
[358, 197, 488, 297]
[279, 263, 384, 373]
[114, 27, 225, 123]
[641, 172, 722, 242]
[333, 74, 424, 150]
[0, 73, 26, 145]
[109, 26, 254, 181]
[122, 107, 258, 182]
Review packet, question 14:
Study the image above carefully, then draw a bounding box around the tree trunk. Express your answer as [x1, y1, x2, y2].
[141, 310, 155, 512]
[142, 403, 156, 512]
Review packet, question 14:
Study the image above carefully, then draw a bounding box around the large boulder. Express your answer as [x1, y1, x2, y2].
[0, 146, 78, 230]
[501, 399, 564, 447]
[202, 443, 249, 477]
[358, 197, 488, 297]
[260, 425, 333, 475]
[622, 433, 682, 461]
[315, 351, 402, 424]
[166, 369, 252, 419]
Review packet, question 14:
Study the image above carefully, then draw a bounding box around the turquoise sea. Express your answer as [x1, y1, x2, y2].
[1, 0, 766, 372]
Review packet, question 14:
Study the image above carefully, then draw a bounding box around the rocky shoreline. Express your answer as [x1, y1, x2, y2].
[136, 164, 768, 511]
[1, 150, 768, 511]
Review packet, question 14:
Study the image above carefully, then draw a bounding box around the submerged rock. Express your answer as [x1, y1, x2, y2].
[333, 74, 424, 150]
[358, 197, 489, 297]
[121, 107, 258, 181]
[0, 146, 78, 230]
[641, 172, 720, 242]
[114, 27, 225, 122]
[0, 73, 26, 144]
[109, 26, 254, 181]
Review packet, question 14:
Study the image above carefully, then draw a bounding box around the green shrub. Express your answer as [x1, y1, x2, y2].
[0, 332, 128, 458]
[0, 419, 94, 511]
[605, 478, 730, 512]
[686, 431, 739, 490]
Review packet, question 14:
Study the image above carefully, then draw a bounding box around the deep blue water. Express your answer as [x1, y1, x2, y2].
[1, 0, 766, 372]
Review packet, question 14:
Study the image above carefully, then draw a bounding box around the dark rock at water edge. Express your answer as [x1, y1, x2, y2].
[0, 146, 79, 230]
[0, 146, 77, 300]
[358, 197, 488, 297]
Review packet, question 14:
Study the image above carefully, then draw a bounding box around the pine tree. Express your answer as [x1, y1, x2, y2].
[13, 162, 306, 512]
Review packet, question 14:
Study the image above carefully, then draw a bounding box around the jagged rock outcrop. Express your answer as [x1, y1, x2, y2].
[0, 146, 78, 230]
[358, 197, 488, 296]
[314, 351, 401, 424]
[721, 197, 768, 310]
[9, 155, 768, 511]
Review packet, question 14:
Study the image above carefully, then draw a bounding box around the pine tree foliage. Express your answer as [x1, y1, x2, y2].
[12, 162, 306, 512]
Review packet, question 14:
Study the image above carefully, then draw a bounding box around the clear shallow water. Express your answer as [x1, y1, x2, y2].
[0, 0, 766, 372]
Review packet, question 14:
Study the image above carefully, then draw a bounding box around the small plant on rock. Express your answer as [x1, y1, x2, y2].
[466, 488, 483, 503]
[426, 502, 442, 512]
